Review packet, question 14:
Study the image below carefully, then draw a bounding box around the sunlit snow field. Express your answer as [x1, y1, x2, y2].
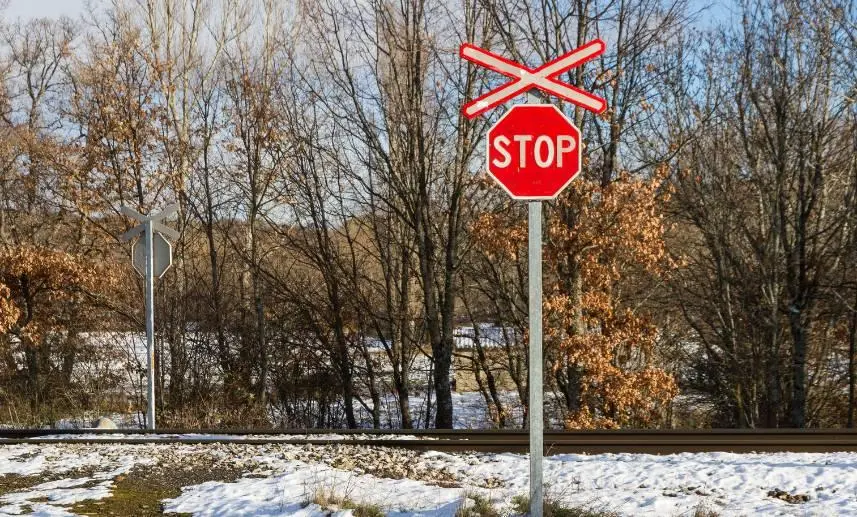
[0, 440, 855, 516]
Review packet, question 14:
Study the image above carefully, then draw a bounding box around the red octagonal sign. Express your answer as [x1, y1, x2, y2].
[486, 104, 581, 200]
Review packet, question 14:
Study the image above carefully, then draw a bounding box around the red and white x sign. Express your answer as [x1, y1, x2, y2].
[460, 39, 607, 119]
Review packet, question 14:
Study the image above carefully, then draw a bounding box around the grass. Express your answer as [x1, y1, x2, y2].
[690, 502, 721, 517]
[0, 467, 189, 517]
[71, 461, 245, 516]
[510, 494, 620, 517]
[309, 485, 384, 517]
[0, 473, 62, 496]
[456, 491, 500, 517]
[70, 473, 190, 517]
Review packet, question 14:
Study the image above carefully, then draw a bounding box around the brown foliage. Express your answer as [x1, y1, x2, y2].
[472, 172, 678, 428]
[0, 246, 112, 342]
[0, 283, 18, 334]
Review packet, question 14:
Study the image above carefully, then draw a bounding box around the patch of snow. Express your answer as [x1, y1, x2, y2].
[438, 450, 857, 516]
[453, 324, 519, 349]
[350, 390, 521, 429]
[54, 412, 144, 430]
[352, 390, 569, 430]
[163, 461, 463, 516]
[163, 447, 857, 516]
[2, 479, 111, 506]
[0, 503, 80, 516]
[0, 444, 151, 515]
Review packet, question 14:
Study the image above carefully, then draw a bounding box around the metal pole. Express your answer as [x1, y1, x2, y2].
[144, 220, 156, 430]
[529, 200, 543, 517]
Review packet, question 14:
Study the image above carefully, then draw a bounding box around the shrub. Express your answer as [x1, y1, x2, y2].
[510, 494, 619, 517]
[308, 485, 384, 517]
[456, 492, 500, 517]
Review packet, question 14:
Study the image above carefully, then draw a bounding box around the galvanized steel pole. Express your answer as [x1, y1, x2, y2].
[144, 219, 156, 430]
[526, 90, 545, 517]
[528, 199, 543, 517]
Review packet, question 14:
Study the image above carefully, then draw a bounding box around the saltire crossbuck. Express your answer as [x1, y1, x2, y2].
[460, 39, 607, 118]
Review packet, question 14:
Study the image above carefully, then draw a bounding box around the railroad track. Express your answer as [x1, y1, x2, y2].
[2, 428, 857, 454]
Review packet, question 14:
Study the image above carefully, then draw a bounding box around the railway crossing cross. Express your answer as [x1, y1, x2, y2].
[460, 40, 607, 119]
[120, 204, 179, 430]
[461, 39, 606, 517]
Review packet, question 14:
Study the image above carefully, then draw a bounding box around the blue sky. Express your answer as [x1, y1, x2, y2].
[6, 0, 731, 28]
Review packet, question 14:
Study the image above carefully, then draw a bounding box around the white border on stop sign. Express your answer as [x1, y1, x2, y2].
[485, 104, 583, 200]
[131, 232, 173, 279]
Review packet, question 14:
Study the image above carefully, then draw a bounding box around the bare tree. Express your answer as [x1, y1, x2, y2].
[668, 0, 856, 427]
[297, 0, 488, 427]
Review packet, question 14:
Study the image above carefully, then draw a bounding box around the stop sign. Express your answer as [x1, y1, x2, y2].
[132, 232, 173, 279]
[486, 104, 581, 199]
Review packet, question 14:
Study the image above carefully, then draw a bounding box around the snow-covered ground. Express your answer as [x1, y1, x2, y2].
[0, 441, 854, 516]
[353, 390, 529, 430]
[53, 390, 531, 431]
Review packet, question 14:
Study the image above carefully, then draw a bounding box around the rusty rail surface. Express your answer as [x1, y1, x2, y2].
[2, 429, 857, 454]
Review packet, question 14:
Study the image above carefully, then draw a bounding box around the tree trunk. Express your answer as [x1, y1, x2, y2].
[360, 344, 381, 429]
[201, 168, 230, 388]
[788, 310, 807, 428]
[396, 251, 414, 429]
[417, 227, 453, 428]
[398, 380, 413, 429]
[254, 275, 267, 406]
[431, 334, 454, 428]
[341, 371, 357, 428]
[848, 294, 856, 427]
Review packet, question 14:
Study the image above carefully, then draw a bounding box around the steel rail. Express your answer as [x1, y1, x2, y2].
[4, 428, 857, 436]
[3, 429, 857, 454]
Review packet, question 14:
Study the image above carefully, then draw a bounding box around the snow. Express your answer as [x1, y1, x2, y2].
[0, 445, 143, 477]
[47, 389, 522, 431]
[352, 390, 570, 430]
[46, 388, 510, 431]
[349, 390, 520, 429]
[2, 478, 112, 506]
[164, 461, 462, 517]
[53, 413, 144, 430]
[452, 324, 519, 349]
[0, 441, 855, 516]
[439, 450, 857, 516]
[0, 444, 149, 515]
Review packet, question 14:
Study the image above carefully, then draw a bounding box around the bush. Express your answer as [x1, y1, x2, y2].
[456, 492, 500, 517]
[691, 502, 720, 517]
[510, 494, 619, 517]
[308, 485, 384, 517]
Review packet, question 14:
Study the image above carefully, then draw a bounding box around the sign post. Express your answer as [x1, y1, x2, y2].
[120, 205, 178, 430]
[460, 39, 606, 517]
[143, 219, 156, 431]
[528, 193, 544, 516]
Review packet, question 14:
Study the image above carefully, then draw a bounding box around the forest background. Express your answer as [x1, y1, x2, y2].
[1, 0, 856, 430]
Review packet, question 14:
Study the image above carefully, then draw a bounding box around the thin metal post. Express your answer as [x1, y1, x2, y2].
[144, 220, 156, 430]
[528, 200, 543, 517]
